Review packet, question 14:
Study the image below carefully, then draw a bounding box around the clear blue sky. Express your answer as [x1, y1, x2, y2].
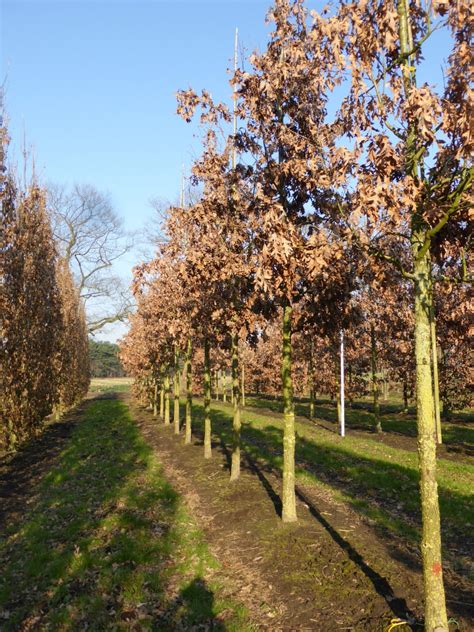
[2, 1, 273, 226]
[1, 0, 274, 339]
[1, 1, 452, 341]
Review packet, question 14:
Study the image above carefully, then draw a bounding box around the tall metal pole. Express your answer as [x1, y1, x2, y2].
[340, 330, 345, 437]
[232, 27, 238, 170]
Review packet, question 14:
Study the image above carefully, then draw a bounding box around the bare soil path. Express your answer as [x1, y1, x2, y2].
[131, 393, 474, 631]
[131, 398, 422, 631]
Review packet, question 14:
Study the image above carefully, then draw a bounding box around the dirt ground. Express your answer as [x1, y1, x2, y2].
[130, 396, 474, 631]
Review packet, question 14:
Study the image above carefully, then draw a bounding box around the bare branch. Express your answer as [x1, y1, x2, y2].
[47, 182, 136, 332]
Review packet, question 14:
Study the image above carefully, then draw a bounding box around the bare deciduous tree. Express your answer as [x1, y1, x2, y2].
[48, 182, 134, 333]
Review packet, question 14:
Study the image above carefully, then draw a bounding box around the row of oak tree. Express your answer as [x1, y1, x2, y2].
[120, 1, 471, 631]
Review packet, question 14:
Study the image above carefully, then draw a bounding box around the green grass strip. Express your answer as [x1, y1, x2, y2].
[0, 396, 254, 631]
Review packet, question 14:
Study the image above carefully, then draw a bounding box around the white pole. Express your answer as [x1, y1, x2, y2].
[340, 329, 345, 437]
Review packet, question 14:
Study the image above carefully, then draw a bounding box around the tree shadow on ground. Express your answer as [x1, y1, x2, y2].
[0, 394, 220, 631]
[0, 398, 91, 530]
[189, 402, 474, 624]
[197, 406, 472, 548]
[249, 452, 418, 624]
[244, 395, 474, 450]
[190, 406, 416, 624]
[155, 577, 227, 631]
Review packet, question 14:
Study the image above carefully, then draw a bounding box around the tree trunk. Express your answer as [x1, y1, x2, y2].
[147, 376, 153, 410]
[383, 372, 390, 401]
[430, 305, 442, 444]
[173, 346, 180, 434]
[371, 324, 382, 433]
[281, 302, 297, 522]
[230, 333, 241, 481]
[335, 357, 341, 425]
[403, 377, 409, 414]
[222, 370, 227, 403]
[5, 421, 17, 452]
[413, 242, 448, 632]
[185, 337, 192, 445]
[440, 349, 451, 421]
[309, 340, 314, 420]
[164, 372, 170, 426]
[339, 330, 345, 437]
[215, 370, 220, 401]
[153, 378, 158, 417]
[203, 338, 212, 458]
[397, 0, 449, 623]
[348, 363, 353, 409]
[159, 378, 164, 418]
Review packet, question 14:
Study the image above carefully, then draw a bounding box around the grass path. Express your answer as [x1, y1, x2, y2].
[0, 394, 254, 631]
[244, 395, 474, 454]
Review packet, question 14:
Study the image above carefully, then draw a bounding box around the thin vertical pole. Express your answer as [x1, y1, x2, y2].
[185, 337, 192, 444]
[232, 27, 238, 170]
[340, 330, 345, 437]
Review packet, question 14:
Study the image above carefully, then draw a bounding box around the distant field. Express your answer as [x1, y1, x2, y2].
[89, 377, 133, 393]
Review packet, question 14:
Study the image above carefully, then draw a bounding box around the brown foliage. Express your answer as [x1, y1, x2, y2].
[54, 258, 90, 413]
[0, 123, 90, 449]
[0, 179, 62, 448]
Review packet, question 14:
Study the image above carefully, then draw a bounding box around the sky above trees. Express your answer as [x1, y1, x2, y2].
[1, 0, 454, 342]
[2, 1, 268, 225]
